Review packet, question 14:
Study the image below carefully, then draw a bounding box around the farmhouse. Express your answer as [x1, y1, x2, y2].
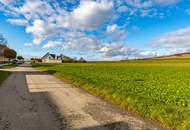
[41, 52, 70, 63]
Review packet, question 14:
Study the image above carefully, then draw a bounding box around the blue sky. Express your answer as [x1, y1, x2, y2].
[0, 0, 190, 60]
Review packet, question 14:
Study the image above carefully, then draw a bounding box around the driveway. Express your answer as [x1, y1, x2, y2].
[0, 64, 166, 130]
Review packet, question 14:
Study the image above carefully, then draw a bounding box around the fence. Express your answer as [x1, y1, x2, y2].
[0, 61, 11, 67]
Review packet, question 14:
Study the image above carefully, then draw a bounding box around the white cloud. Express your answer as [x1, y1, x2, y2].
[43, 41, 62, 49]
[126, 0, 153, 9]
[99, 43, 138, 57]
[0, 0, 186, 60]
[153, 27, 190, 49]
[106, 24, 118, 33]
[139, 50, 159, 58]
[26, 19, 45, 45]
[124, 0, 180, 8]
[7, 19, 28, 26]
[117, 5, 129, 13]
[154, 0, 181, 5]
[24, 43, 33, 47]
[15, 0, 55, 20]
[0, 0, 14, 5]
[106, 24, 127, 42]
[1, 0, 114, 45]
[71, 0, 113, 30]
[62, 35, 101, 51]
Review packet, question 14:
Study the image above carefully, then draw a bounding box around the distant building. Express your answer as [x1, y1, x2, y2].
[31, 58, 42, 63]
[41, 52, 71, 63]
[41, 52, 59, 63]
[79, 57, 86, 62]
[57, 54, 71, 61]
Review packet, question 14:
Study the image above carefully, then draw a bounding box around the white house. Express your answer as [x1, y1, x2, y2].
[41, 52, 70, 63]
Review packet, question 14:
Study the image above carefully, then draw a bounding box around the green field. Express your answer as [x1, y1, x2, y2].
[33, 59, 190, 130]
[0, 71, 10, 85]
[0, 64, 18, 69]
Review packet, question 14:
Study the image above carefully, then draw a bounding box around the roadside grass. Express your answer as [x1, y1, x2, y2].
[0, 64, 18, 69]
[33, 59, 190, 130]
[0, 71, 10, 85]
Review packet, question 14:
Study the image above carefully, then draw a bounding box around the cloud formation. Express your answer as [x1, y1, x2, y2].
[43, 41, 62, 49]
[0, 0, 186, 60]
[151, 27, 190, 55]
[7, 19, 28, 26]
[153, 27, 190, 48]
[154, 0, 181, 5]
[71, 0, 113, 30]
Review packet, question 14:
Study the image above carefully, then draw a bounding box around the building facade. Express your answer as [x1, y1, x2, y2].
[41, 53, 62, 63]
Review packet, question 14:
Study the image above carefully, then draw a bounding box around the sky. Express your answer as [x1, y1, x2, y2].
[0, 0, 190, 60]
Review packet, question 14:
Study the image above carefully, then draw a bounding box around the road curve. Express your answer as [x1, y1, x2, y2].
[0, 64, 166, 130]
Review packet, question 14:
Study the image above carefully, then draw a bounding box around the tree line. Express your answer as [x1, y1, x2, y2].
[0, 34, 17, 61]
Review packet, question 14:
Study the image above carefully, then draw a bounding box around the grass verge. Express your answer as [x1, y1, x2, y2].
[0, 71, 11, 85]
[0, 64, 18, 69]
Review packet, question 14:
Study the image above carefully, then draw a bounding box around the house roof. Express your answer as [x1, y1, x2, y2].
[57, 54, 69, 59]
[41, 53, 72, 60]
[49, 54, 56, 58]
[42, 52, 56, 59]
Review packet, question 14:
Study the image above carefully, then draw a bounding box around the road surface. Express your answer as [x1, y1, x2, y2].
[0, 64, 166, 130]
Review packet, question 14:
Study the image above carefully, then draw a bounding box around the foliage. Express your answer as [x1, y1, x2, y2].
[1, 64, 18, 69]
[33, 59, 190, 130]
[17, 56, 24, 60]
[31, 58, 42, 63]
[62, 57, 75, 63]
[79, 57, 87, 63]
[4, 48, 17, 60]
[61, 57, 86, 63]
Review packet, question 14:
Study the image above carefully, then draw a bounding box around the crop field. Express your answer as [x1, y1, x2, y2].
[33, 59, 190, 130]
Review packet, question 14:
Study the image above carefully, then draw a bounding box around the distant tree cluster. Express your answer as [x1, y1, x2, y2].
[4, 48, 17, 60]
[31, 58, 42, 63]
[0, 34, 17, 61]
[17, 56, 24, 60]
[62, 57, 86, 63]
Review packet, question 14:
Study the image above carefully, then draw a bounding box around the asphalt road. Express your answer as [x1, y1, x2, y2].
[0, 64, 166, 130]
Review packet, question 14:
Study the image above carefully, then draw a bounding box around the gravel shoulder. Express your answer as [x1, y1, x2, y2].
[0, 64, 166, 130]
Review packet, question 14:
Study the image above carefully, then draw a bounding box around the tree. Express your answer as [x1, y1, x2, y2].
[4, 48, 17, 61]
[79, 57, 86, 63]
[17, 56, 24, 60]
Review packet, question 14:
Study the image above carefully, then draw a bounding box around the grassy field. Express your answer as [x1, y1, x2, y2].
[33, 59, 190, 130]
[0, 71, 10, 85]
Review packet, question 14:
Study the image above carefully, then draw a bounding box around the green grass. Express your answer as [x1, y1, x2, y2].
[0, 64, 18, 69]
[0, 71, 10, 85]
[33, 59, 190, 130]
